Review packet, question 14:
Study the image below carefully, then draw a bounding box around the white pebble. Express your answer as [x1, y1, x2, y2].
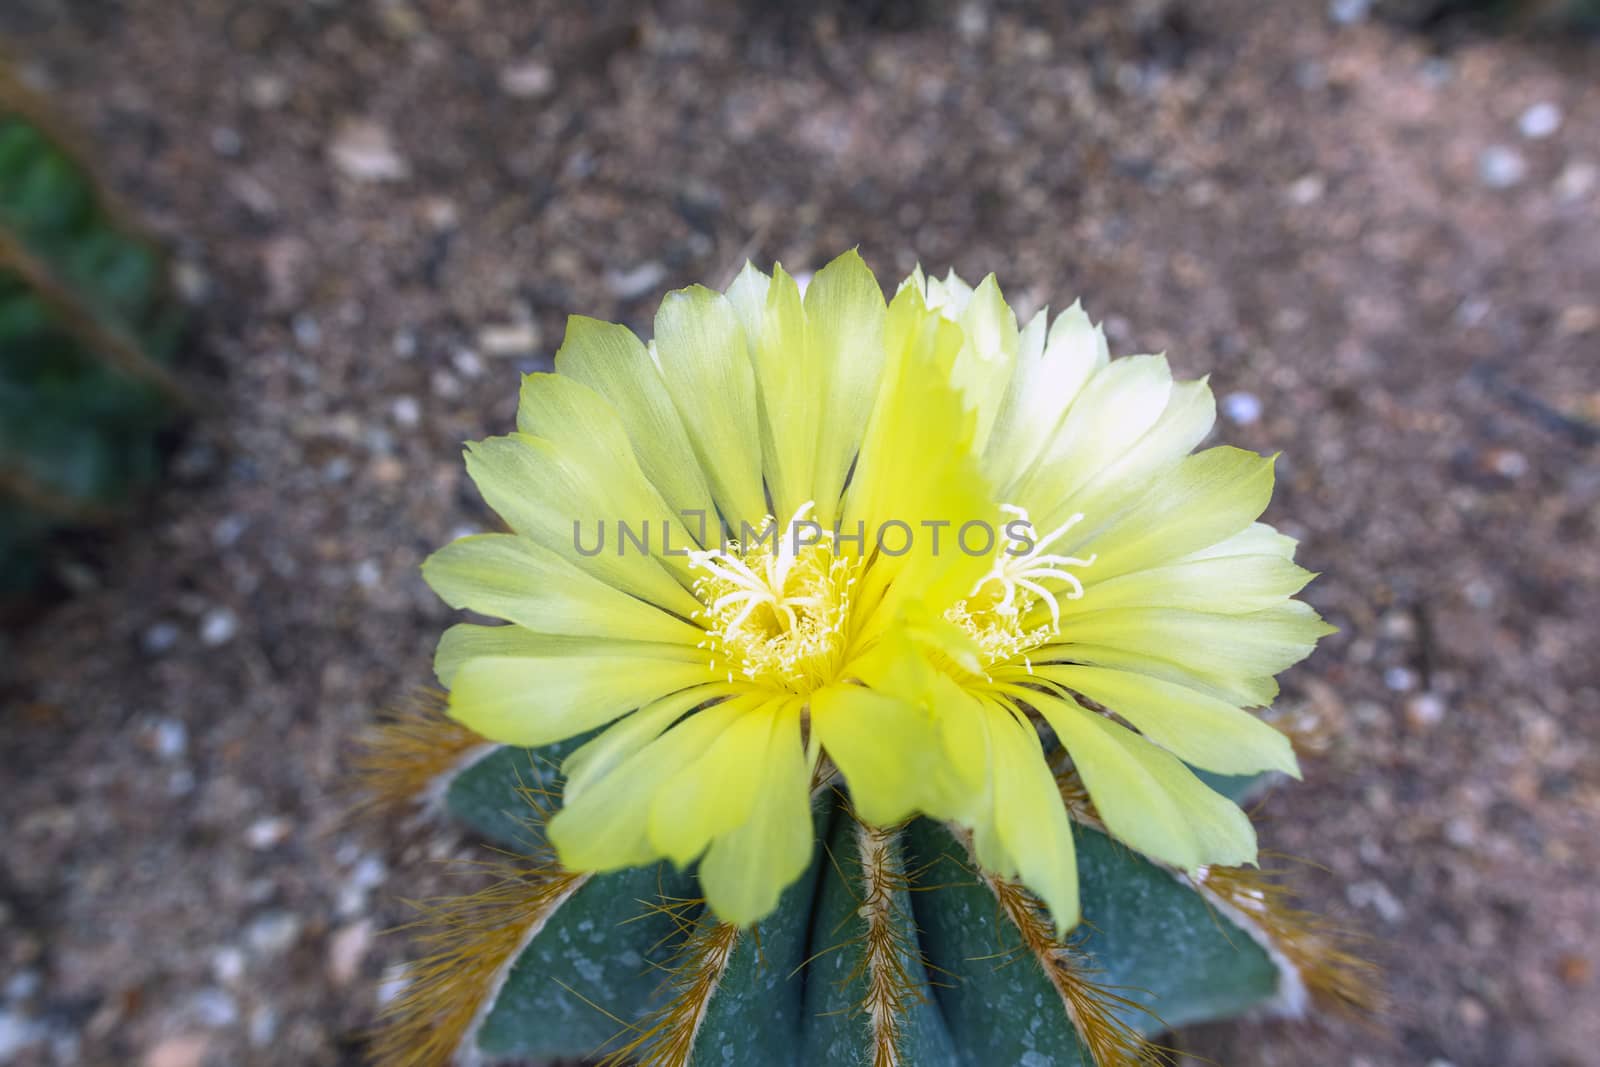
[246, 912, 303, 956]
[142, 622, 180, 655]
[185, 989, 239, 1028]
[1408, 692, 1446, 726]
[329, 120, 410, 183]
[3, 971, 39, 1003]
[1221, 391, 1263, 426]
[390, 395, 421, 428]
[1518, 102, 1561, 140]
[1328, 0, 1372, 24]
[244, 816, 293, 851]
[605, 262, 668, 301]
[211, 514, 248, 548]
[1478, 145, 1527, 189]
[354, 559, 382, 589]
[247, 1005, 278, 1048]
[199, 607, 238, 648]
[499, 61, 554, 99]
[0, 1012, 45, 1059]
[1383, 665, 1417, 692]
[152, 719, 188, 760]
[210, 946, 246, 986]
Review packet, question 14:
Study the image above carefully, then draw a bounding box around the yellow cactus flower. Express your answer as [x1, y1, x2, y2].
[422, 250, 1330, 929]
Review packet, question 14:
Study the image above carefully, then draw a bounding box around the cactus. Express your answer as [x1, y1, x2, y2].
[0, 68, 186, 592]
[359, 695, 1377, 1067]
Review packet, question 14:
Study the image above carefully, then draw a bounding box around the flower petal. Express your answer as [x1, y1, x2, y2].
[442, 629, 716, 747]
[464, 433, 701, 616]
[653, 286, 767, 531]
[1028, 664, 1300, 777]
[423, 533, 703, 645]
[696, 700, 817, 925]
[548, 698, 747, 870]
[1037, 695, 1257, 871]
[553, 316, 719, 535]
[811, 683, 942, 827]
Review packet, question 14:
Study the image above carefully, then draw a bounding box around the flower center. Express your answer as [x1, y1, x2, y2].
[944, 506, 1096, 674]
[690, 503, 860, 694]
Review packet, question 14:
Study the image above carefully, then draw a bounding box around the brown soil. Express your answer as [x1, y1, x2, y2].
[1, 2, 1596, 1065]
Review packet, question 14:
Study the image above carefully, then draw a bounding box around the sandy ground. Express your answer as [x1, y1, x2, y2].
[1, 2, 1597, 1065]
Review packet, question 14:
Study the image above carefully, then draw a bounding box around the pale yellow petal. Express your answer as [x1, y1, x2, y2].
[802, 250, 887, 523]
[988, 702, 1080, 932]
[1037, 695, 1256, 871]
[463, 433, 701, 615]
[697, 700, 817, 925]
[423, 533, 703, 645]
[548, 699, 746, 870]
[1062, 553, 1314, 618]
[1028, 664, 1300, 777]
[652, 285, 766, 530]
[811, 683, 941, 827]
[561, 683, 738, 806]
[552, 317, 719, 534]
[443, 634, 716, 747]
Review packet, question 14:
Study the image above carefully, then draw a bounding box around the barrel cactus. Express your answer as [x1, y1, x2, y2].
[0, 69, 186, 592]
[359, 252, 1377, 1065]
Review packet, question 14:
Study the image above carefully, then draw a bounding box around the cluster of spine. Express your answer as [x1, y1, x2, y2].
[0, 66, 186, 590]
[356, 698, 1379, 1067]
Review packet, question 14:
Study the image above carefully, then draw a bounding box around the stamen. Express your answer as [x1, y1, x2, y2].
[688, 502, 857, 694]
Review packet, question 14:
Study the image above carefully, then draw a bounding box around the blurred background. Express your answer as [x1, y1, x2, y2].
[0, 1, 1596, 1065]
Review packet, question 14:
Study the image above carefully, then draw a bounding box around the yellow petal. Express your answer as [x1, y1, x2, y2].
[463, 433, 701, 616]
[1027, 664, 1300, 777]
[986, 702, 1080, 932]
[1054, 602, 1333, 697]
[1061, 552, 1314, 618]
[561, 683, 738, 806]
[1037, 695, 1256, 871]
[553, 317, 719, 535]
[811, 683, 941, 827]
[443, 632, 715, 747]
[648, 696, 790, 866]
[652, 286, 767, 531]
[802, 250, 887, 524]
[697, 700, 817, 925]
[1014, 353, 1174, 525]
[1069, 446, 1278, 581]
[423, 533, 703, 645]
[549, 698, 746, 870]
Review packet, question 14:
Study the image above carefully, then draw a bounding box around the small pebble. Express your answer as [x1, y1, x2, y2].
[1478, 145, 1527, 189]
[142, 1034, 210, 1067]
[477, 323, 541, 357]
[452, 347, 485, 378]
[499, 60, 555, 99]
[1346, 879, 1406, 923]
[211, 514, 248, 548]
[391, 395, 421, 427]
[1221, 391, 1262, 426]
[605, 262, 668, 301]
[354, 559, 382, 589]
[327, 919, 376, 986]
[199, 607, 239, 648]
[151, 719, 188, 760]
[1406, 692, 1446, 730]
[142, 621, 181, 655]
[1555, 161, 1597, 201]
[3, 971, 39, 1003]
[329, 120, 409, 183]
[1518, 102, 1561, 140]
[244, 816, 293, 851]
[247, 1005, 279, 1048]
[1383, 666, 1417, 692]
[185, 988, 239, 1028]
[211, 946, 246, 986]
[210, 126, 243, 157]
[0, 1010, 44, 1059]
[245, 911, 303, 956]
[1328, 0, 1372, 24]
[1286, 173, 1325, 205]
